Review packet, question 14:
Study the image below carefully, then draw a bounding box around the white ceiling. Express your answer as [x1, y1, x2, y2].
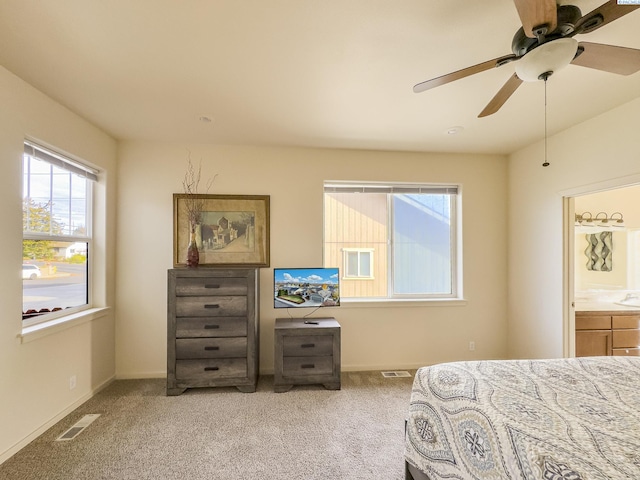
[1, 0, 639, 155]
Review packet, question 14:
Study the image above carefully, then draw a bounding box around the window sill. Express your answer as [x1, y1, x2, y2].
[340, 298, 467, 308]
[18, 307, 110, 343]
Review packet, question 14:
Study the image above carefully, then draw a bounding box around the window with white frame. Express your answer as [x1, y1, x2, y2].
[343, 248, 374, 278]
[324, 182, 459, 300]
[22, 141, 97, 324]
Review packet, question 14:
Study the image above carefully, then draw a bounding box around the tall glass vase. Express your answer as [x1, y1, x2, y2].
[186, 227, 199, 267]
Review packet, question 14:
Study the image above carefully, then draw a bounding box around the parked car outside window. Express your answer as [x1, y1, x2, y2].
[22, 264, 41, 280]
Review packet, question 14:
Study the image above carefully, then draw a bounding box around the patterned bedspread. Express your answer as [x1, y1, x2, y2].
[405, 356, 640, 480]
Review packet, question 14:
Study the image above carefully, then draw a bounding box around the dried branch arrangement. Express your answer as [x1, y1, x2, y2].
[182, 153, 217, 230]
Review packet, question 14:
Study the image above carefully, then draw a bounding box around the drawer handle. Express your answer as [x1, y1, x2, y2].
[204, 366, 219, 371]
[301, 364, 315, 369]
[204, 324, 220, 329]
[204, 346, 220, 351]
[204, 284, 220, 289]
[204, 304, 220, 309]
[301, 343, 315, 348]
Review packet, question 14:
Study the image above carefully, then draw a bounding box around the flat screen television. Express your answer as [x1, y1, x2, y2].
[274, 267, 340, 309]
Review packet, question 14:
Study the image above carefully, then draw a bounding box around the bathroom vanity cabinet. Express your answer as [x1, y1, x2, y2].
[576, 311, 640, 357]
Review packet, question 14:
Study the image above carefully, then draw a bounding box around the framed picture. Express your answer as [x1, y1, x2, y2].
[173, 194, 270, 267]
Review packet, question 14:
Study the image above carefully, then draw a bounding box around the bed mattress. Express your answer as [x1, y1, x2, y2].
[405, 356, 640, 479]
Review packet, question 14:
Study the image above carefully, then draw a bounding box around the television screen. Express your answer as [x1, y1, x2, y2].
[274, 267, 340, 308]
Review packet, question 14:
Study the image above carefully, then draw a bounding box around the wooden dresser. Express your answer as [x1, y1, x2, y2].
[576, 311, 640, 357]
[274, 317, 341, 392]
[167, 268, 259, 395]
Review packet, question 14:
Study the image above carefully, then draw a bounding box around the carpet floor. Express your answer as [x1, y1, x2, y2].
[0, 371, 415, 479]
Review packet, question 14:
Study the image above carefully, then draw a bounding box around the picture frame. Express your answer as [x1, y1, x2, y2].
[173, 194, 270, 267]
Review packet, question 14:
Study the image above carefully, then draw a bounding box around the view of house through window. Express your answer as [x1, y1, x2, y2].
[324, 182, 459, 300]
[22, 141, 96, 323]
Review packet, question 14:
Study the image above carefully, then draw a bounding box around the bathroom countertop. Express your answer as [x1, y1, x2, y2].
[574, 291, 640, 313]
[575, 301, 640, 313]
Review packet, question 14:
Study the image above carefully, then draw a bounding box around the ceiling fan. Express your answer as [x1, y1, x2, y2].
[413, 0, 640, 117]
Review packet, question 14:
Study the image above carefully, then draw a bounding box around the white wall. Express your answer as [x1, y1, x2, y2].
[115, 142, 509, 377]
[508, 97, 640, 359]
[0, 67, 117, 461]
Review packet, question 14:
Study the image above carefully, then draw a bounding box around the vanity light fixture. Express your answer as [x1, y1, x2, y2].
[575, 211, 594, 227]
[575, 211, 625, 228]
[597, 211, 625, 228]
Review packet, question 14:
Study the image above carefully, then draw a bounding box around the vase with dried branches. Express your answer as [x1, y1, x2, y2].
[182, 156, 216, 267]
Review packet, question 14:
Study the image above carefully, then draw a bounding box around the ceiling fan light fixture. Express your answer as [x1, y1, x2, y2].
[515, 38, 579, 82]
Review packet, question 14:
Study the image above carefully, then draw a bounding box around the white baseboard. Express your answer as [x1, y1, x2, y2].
[339, 363, 425, 372]
[0, 375, 115, 465]
[259, 363, 428, 376]
[114, 371, 165, 380]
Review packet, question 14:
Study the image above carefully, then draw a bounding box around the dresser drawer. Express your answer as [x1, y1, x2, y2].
[176, 337, 247, 359]
[613, 348, 640, 356]
[575, 315, 611, 330]
[283, 335, 333, 357]
[175, 317, 247, 338]
[176, 295, 247, 317]
[175, 276, 248, 296]
[612, 315, 640, 329]
[176, 358, 247, 380]
[612, 330, 640, 349]
[282, 356, 334, 377]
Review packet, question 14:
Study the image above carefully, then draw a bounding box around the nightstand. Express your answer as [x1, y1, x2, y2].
[274, 317, 341, 392]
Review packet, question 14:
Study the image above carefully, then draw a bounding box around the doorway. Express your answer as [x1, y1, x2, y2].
[564, 179, 640, 357]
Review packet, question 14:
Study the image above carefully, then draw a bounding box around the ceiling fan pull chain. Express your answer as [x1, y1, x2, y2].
[542, 78, 549, 167]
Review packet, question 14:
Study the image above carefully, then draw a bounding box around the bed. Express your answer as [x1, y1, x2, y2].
[404, 356, 640, 480]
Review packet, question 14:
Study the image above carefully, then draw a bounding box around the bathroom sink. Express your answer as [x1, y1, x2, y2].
[615, 294, 640, 308]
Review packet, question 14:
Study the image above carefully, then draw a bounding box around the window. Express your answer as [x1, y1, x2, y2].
[343, 248, 374, 278]
[324, 182, 459, 300]
[22, 141, 97, 324]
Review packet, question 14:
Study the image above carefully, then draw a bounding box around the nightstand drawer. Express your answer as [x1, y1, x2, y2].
[176, 337, 247, 359]
[176, 358, 247, 380]
[283, 335, 333, 356]
[282, 356, 333, 377]
[176, 295, 247, 317]
[175, 317, 247, 338]
[175, 276, 248, 296]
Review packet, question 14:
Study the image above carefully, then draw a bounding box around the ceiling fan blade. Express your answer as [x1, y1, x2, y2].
[478, 73, 523, 118]
[574, 0, 640, 35]
[512, 0, 557, 38]
[413, 55, 517, 93]
[572, 42, 640, 75]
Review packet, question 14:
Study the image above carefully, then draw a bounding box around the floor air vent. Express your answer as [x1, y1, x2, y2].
[381, 371, 411, 378]
[56, 414, 101, 441]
